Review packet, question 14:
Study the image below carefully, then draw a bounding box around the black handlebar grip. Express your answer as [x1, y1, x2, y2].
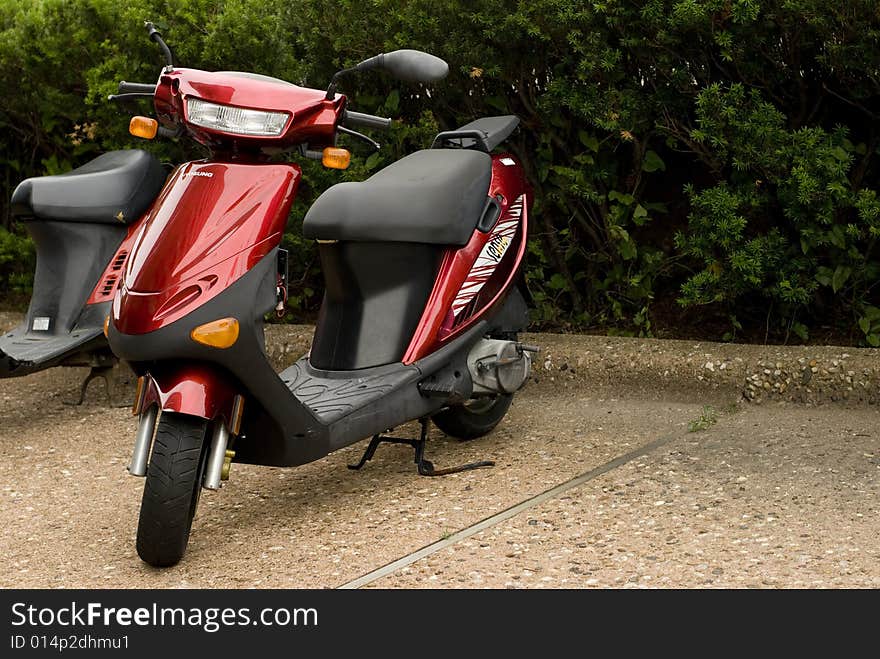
[118, 81, 157, 95]
[344, 110, 392, 130]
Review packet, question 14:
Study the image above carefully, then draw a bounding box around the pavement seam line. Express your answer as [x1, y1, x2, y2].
[337, 432, 679, 589]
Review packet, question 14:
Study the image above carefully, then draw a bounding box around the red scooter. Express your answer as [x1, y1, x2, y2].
[107, 24, 535, 566]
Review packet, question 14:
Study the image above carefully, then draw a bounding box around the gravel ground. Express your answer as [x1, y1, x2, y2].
[0, 366, 703, 588]
[0, 313, 877, 588]
[372, 403, 880, 588]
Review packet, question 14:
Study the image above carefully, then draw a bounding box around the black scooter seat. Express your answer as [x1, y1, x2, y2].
[10, 150, 166, 225]
[303, 149, 492, 245]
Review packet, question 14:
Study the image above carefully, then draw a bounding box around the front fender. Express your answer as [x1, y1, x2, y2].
[136, 362, 240, 426]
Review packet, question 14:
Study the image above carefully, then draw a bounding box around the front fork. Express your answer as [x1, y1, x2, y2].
[127, 368, 244, 490]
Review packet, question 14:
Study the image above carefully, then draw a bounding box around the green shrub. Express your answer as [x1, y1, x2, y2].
[0, 1, 878, 344]
[0, 226, 34, 303]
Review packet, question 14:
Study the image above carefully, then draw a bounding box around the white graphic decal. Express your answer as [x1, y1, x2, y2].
[32, 317, 50, 331]
[451, 194, 524, 318]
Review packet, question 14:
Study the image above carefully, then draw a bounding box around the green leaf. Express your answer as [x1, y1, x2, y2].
[831, 146, 849, 161]
[384, 89, 399, 114]
[865, 306, 880, 321]
[608, 190, 634, 206]
[578, 131, 599, 152]
[547, 273, 567, 290]
[618, 239, 637, 260]
[642, 150, 666, 173]
[868, 334, 880, 347]
[859, 317, 871, 335]
[831, 265, 852, 293]
[364, 152, 382, 171]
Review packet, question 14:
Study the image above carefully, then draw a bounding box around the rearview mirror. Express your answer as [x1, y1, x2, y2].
[326, 49, 449, 100]
[374, 49, 448, 83]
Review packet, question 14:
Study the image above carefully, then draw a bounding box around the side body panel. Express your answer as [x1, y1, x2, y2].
[402, 154, 530, 363]
[113, 160, 300, 335]
[85, 215, 150, 305]
[110, 161, 300, 432]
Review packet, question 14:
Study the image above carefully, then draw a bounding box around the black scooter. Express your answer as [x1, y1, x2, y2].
[2, 149, 166, 400]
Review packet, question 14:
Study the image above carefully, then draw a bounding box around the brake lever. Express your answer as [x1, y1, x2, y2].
[337, 125, 381, 151]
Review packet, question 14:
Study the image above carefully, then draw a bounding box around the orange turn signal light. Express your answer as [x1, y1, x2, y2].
[103, 314, 111, 338]
[129, 116, 158, 140]
[190, 317, 240, 349]
[322, 147, 351, 170]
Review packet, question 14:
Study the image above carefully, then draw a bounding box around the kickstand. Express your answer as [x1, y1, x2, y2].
[348, 417, 494, 477]
[65, 365, 114, 406]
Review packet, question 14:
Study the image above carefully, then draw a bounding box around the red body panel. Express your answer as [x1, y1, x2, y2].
[137, 363, 238, 422]
[113, 161, 299, 334]
[153, 68, 345, 151]
[402, 154, 529, 363]
[85, 212, 152, 305]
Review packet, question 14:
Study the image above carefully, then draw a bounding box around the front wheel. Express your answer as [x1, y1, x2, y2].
[136, 413, 210, 567]
[432, 394, 514, 440]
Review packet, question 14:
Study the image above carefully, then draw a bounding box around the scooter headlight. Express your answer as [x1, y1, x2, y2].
[186, 98, 290, 137]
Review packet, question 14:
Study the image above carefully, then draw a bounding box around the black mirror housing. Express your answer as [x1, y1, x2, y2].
[326, 49, 449, 100]
[358, 49, 449, 83]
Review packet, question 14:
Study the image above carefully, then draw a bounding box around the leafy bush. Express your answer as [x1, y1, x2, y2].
[0, 0, 878, 344]
[0, 226, 34, 304]
[678, 83, 880, 342]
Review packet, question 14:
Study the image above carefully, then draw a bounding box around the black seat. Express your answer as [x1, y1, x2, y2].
[303, 149, 492, 245]
[10, 150, 166, 225]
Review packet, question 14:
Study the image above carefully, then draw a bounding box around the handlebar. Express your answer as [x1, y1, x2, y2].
[117, 81, 157, 95]
[343, 110, 392, 130]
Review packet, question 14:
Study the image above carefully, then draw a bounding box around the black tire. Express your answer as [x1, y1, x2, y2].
[432, 394, 514, 440]
[136, 413, 210, 568]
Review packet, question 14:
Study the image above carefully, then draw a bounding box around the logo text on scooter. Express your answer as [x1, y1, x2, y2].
[183, 171, 214, 178]
[486, 235, 510, 262]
